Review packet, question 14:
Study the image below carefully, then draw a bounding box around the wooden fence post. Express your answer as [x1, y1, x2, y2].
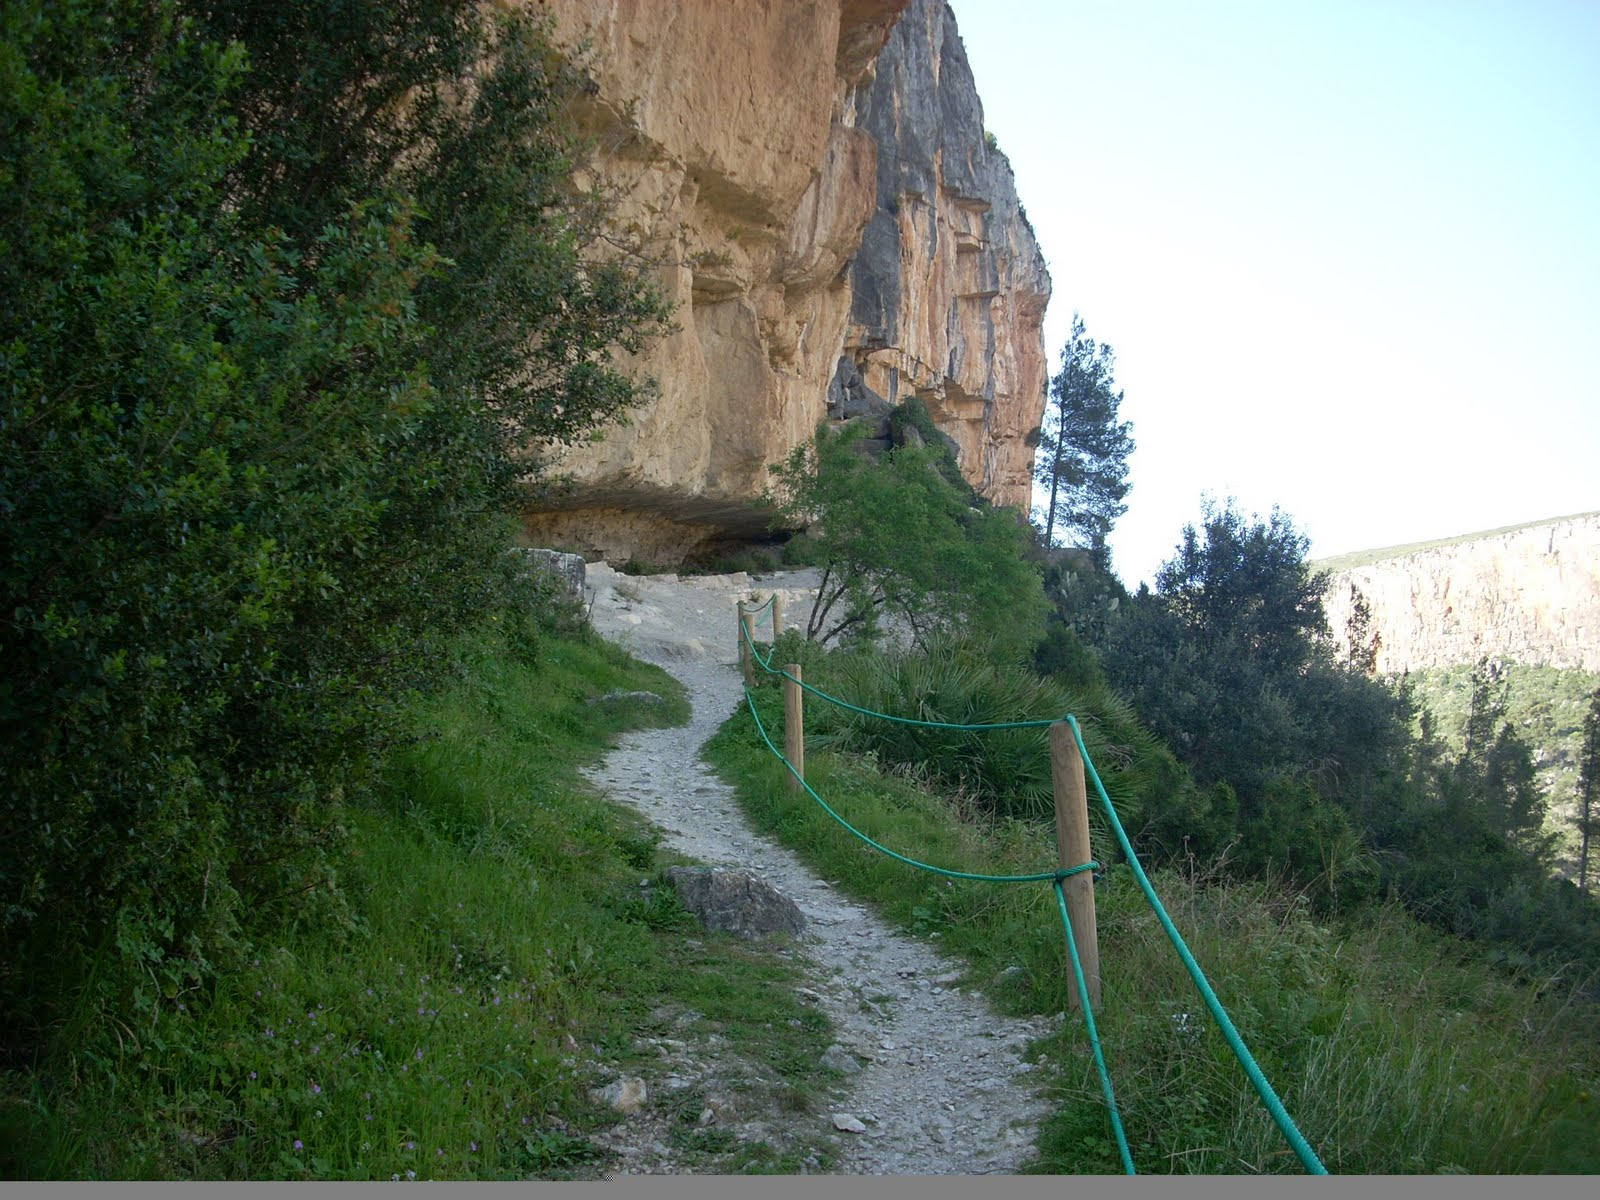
[1050, 722, 1101, 1011]
[784, 663, 804, 791]
[771, 594, 785, 641]
[739, 605, 757, 687]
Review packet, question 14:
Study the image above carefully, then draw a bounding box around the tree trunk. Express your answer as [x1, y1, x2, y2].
[1044, 440, 1064, 547]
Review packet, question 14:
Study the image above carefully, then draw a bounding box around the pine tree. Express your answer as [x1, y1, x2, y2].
[1033, 313, 1135, 564]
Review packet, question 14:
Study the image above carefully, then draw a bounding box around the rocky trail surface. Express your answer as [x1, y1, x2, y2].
[577, 563, 1054, 1175]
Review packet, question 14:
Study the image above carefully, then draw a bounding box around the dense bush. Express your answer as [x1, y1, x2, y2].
[774, 636, 1210, 864]
[0, 0, 667, 1056]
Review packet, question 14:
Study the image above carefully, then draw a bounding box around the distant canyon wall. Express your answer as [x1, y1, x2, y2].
[1322, 514, 1600, 675]
[523, 0, 1050, 562]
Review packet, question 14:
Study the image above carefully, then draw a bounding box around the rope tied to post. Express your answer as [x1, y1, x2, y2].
[732, 616, 1329, 1175]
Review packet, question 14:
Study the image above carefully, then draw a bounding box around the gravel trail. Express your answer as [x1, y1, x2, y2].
[579, 563, 1053, 1175]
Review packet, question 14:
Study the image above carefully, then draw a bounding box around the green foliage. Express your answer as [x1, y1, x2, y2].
[1094, 500, 1600, 965]
[1097, 501, 1413, 903]
[1405, 660, 1600, 875]
[2, 624, 838, 1179]
[795, 637, 1189, 837]
[705, 682, 1600, 1174]
[767, 421, 1047, 656]
[1, 0, 667, 1062]
[1033, 313, 1135, 562]
[1579, 687, 1600, 893]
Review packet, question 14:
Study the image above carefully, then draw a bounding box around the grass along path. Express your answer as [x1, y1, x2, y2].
[3, 622, 837, 1179]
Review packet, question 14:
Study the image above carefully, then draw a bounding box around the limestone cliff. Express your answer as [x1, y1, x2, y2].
[1320, 513, 1600, 675]
[522, 0, 1050, 563]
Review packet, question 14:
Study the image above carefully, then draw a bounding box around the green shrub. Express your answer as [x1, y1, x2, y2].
[0, 0, 668, 1059]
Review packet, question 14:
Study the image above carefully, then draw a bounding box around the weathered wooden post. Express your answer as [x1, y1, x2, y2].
[771, 594, 785, 641]
[784, 663, 804, 791]
[739, 604, 757, 687]
[1050, 722, 1101, 1011]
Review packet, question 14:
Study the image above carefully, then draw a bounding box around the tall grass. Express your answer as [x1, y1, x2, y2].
[4, 624, 831, 1179]
[706, 666, 1600, 1174]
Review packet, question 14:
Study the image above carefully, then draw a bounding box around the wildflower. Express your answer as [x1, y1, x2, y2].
[249, 1071, 258, 1081]
[311, 1082, 322, 1095]
[415, 1049, 423, 1061]
[294, 1140, 304, 1151]
[406, 1170, 416, 1180]
[406, 1141, 415, 1151]
[470, 1142, 478, 1152]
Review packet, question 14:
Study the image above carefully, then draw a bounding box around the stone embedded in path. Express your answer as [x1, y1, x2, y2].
[662, 866, 806, 940]
[821, 1044, 863, 1074]
[832, 1113, 868, 1134]
[592, 1077, 648, 1113]
[587, 689, 666, 709]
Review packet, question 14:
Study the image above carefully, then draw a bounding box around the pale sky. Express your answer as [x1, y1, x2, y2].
[949, 0, 1599, 585]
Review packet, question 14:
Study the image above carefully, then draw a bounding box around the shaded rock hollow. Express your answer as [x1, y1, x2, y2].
[523, 0, 1050, 564]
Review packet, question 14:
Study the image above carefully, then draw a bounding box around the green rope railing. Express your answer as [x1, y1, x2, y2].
[740, 684, 1128, 1171]
[741, 689, 1094, 887]
[735, 618, 1329, 1175]
[1053, 878, 1134, 1174]
[1063, 715, 1328, 1176]
[741, 625, 1064, 731]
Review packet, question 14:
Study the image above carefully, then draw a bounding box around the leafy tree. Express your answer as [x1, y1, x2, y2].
[1096, 500, 1405, 902]
[768, 419, 1047, 658]
[0, 0, 667, 1050]
[1032, 312, 1135, 564]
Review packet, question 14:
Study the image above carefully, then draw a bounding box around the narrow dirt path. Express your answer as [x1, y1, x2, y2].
[579, 563, 1054, 1175]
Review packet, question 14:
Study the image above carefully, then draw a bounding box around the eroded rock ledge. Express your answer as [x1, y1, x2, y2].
[523, 0, 1050, 564]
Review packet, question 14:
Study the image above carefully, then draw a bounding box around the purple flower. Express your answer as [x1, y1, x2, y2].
[293, 1140, 304, 1151]
[470, 1142, 478, 1152]
[249, 1071, 258, 1081]
[310, 1082, 322, 1095]
[414, 1049, 423, 1061]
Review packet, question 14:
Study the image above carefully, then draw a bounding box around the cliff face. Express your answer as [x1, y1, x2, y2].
[1321, 513, 1600, 674]
[523, 0, 1050, 562]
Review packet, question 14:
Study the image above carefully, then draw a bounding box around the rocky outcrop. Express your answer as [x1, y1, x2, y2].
[662, 866, 807, 940]
[1321, 513, 1600, 674]
[523, 0, 1049, 563]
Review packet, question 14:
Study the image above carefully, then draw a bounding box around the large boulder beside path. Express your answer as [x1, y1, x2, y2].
[663, 867, 806, 940]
